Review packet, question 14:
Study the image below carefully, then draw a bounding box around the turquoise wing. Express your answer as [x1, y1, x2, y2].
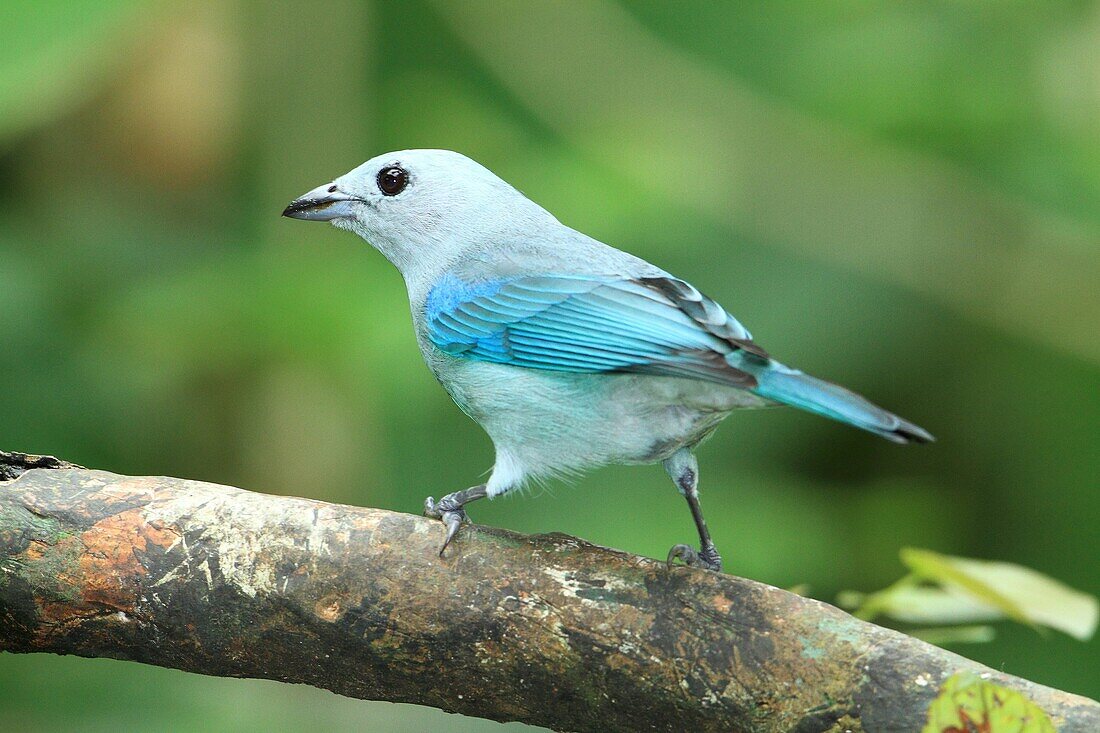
[425, 273, 768, 388]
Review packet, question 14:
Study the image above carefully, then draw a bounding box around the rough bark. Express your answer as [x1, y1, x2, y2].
[1, 452, 1097, 733]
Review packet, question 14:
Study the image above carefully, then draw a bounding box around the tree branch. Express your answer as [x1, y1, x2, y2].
[1, 452, 1097, 732]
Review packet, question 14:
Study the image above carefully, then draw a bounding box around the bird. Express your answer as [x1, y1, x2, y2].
[283, 149, 932, 571]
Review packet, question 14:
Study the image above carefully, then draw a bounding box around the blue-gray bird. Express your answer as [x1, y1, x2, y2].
[283, 149, 932, 570]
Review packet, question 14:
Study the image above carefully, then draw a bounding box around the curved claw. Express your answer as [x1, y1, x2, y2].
[439, 509, 466, 556]
[424, 493, 470, 557]
[667, 543, 700, 567]
[667, 542, 722, 572]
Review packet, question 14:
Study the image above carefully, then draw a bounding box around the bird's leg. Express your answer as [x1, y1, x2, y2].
[424, 484, 488, 557]
[664, 450, 722, 572]
[669, 489, 723, 571]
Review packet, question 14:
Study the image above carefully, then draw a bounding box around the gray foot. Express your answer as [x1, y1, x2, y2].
[423, 484, 488, 557]
[423, 494, 467, 557]
[667, 542, 723, 572]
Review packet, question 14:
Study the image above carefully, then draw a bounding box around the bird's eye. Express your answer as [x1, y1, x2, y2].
[377, 166, 408, 196]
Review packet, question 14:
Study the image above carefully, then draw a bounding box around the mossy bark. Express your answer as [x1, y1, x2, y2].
[1, 453, 1097, 732]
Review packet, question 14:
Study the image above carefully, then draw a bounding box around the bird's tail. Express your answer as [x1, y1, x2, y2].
[749, 363, 933, 444]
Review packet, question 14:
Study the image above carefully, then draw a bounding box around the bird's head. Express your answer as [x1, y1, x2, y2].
[283, 149, 556, 277]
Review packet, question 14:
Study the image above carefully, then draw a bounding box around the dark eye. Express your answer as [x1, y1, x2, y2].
[377, 166, 408, 196]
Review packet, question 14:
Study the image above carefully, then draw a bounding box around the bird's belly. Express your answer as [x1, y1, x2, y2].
[428, 356, 765, 478]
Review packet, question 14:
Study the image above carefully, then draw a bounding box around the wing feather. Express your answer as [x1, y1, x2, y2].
[425, 274, 767, 387]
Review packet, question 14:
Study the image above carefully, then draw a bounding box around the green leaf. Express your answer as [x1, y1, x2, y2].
[901, 548, 1098, 640]
[900, 548, 1031, 626]
[908, 625, 997, 646]
[861, 585, 1004, 625]
[922, 673, 1056, 733]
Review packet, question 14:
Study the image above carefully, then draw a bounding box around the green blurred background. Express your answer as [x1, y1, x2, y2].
[2, 1, 1098, 730]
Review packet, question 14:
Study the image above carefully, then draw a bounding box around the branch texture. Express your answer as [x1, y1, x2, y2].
[1, 453, 1097, 732]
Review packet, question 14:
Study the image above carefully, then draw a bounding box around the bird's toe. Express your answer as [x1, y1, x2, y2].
[424, 492, 470, 556]
[667, 542, 722, 572]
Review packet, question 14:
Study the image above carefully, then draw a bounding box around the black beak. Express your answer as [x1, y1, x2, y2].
[282, 184, 360, 221]
[282, 198, 326, 217]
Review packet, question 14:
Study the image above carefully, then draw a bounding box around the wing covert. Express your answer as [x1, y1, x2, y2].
[425, 274, 767, 388]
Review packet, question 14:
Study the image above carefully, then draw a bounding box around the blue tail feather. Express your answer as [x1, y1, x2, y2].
[749, 363, 933, 444]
